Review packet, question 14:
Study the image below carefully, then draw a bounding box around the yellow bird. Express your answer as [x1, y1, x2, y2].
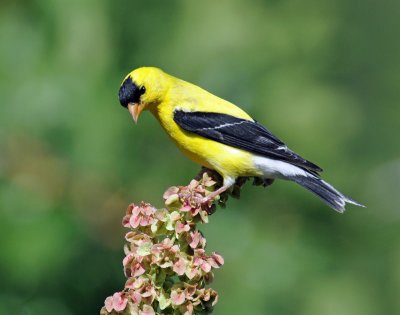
[118, 67, 364, 212]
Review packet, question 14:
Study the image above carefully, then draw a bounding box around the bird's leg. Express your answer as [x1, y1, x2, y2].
[200, 176, 236, 204]
[201, 184, 232, 204]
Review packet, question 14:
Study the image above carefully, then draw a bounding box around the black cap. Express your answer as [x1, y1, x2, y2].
[119, 77, 141, 108]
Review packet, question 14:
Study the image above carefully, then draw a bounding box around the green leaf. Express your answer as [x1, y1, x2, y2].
[137, 241, 152, 256]
[159, 290, 171, 310]
[151, 221, 158, 233]
[166, 211, 180, 231]
[154, 268, 167, 287]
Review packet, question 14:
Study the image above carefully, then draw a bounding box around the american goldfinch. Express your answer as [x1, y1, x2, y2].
[118, 67, 364, 212]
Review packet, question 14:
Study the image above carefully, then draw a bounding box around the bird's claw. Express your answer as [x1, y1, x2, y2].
[200, 196, 212, 205]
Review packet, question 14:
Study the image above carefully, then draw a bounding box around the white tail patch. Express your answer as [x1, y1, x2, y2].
[253, 156, 309, 179]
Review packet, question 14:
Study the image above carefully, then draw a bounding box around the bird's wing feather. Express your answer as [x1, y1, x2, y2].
[173, 110, 322, 174]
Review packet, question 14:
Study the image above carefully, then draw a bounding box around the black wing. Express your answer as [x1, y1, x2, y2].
[173, 110, 322, 174]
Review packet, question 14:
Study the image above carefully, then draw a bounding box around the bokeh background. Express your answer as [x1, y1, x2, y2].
[1, 0, 399, 314]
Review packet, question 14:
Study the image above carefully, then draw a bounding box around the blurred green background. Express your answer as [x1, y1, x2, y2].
[1, 0, 399, 314]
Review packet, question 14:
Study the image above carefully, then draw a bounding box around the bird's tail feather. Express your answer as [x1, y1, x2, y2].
[288, 175, 365, 213]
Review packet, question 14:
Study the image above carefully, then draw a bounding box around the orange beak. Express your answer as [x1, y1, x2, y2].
[128, 103, 145, 124]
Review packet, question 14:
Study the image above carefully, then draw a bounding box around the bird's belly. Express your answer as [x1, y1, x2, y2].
[172, 133, 262, 178]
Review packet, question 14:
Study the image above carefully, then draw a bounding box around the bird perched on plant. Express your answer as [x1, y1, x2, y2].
[118, 67, 364, 212]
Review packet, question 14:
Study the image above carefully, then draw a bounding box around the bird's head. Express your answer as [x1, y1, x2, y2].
[118, 67, 170, 123]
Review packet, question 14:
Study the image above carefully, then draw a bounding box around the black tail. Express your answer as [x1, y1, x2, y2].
[289, 175, 365, 213]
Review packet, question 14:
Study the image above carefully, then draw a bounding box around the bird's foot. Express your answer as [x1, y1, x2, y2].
[253, 177, 275, 187]
[200, 185, 230, 205]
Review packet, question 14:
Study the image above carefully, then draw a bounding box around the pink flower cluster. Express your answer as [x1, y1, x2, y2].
[101, 172, 224, 315]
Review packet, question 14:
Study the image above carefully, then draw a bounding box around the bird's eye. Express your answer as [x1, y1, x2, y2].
[140, 86, 146, 94]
